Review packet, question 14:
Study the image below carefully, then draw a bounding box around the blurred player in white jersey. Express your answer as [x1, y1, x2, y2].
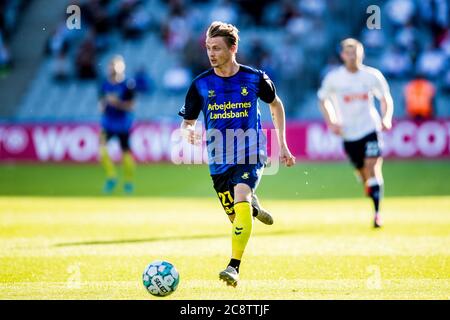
[318, 38, 394, 228]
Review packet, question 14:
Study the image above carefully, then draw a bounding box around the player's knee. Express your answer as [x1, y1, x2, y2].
[233, 184, 252, 203]
[99, 137, 107, 147]
[364, 161, 377, 177]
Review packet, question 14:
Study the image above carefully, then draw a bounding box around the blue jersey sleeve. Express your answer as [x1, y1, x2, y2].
[179, 81, 203, 120]
[258, 72, 276, 104]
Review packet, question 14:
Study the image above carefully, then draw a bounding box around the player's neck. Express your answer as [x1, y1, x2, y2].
[110, 74, 125, 83]
[214, 60, 240, 78]
[345, 64, 361, 73]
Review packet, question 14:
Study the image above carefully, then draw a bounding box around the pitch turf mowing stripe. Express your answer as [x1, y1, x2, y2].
[1, 279, 449, 289]
[1, 279, 449, 300]
[1, 161, 450, 198]
[1, 236, 449, 257]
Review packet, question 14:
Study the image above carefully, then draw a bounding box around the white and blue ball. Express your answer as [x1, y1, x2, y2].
[142, 261, 179, 297]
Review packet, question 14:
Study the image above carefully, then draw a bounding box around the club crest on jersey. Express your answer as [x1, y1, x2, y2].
[208, 90, 216, 98]
[241, 87, 249, 96]
[241, 172, 249, 180]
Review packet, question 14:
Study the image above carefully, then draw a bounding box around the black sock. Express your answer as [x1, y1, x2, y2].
[368, 184, 381, 213]
[228, 259, 241, 273]
[252, 206, 258, 217]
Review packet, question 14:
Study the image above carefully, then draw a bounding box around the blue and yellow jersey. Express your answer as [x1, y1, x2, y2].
[99, 78, 136, 133]
[178, 65, 276, 175]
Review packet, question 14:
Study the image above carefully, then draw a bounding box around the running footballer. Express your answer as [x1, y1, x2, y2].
[318, 38, 394, 228]
[98, 55, 136, 194]
[179, 22, 295, 287]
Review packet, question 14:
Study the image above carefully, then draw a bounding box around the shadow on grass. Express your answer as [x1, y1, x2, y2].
[54, 229, 300, 247]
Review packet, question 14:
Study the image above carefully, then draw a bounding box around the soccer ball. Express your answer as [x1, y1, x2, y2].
[142, 260, 180, 297]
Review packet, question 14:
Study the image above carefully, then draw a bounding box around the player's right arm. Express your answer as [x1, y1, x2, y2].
[319, 99, 341, 135]
[181, 119, 201, 145]
[179, 81, 203, 145]
[317, 73, 342, 136]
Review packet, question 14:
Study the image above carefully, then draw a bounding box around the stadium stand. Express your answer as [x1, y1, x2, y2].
[2, 0, 449, 123]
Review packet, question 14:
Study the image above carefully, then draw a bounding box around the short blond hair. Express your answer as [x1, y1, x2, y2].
[340, 38, 364, 56]
[206, 21, 239, 48]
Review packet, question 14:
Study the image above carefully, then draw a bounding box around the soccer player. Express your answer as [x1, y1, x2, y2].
[98, 55, 136, 194]
[318, 38, 394, 228]
[179, 21, 295, 287]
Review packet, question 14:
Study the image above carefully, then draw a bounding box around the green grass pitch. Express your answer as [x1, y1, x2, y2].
[0, 161, 449, 299]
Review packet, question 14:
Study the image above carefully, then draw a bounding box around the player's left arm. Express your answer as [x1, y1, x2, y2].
[379, 93, 394, 130]
[269, 95, 296, 167]
[258, 72, 295, 167]
[373, 69, 394, 131]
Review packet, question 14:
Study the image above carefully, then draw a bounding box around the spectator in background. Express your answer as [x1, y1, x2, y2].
[183, 33, 209, 76]
[418, 0, 449, 41]
[286, 11, 314, 38]
[416, 44, 447, 79]
[278, 0, 299, 26]
[162, 63, 191, 93]
[442, 69, 450, 93]
[0, 0, 26, 39]
[439, 28, 450, 56]
[117, 0, 151, 39]
[385, 0, 416, 26]
[236, 0, 273, 25]
[75, 33, 98, 79]
[161, 2, 192, 52]
[404, 74, 436, 119]
[275, 35, 305, 115]
[0, 31, 11, 75]
[361, 28, 387, 56]
[117, 0, 140, 27]
[209, 0, 239, 25]
[45, 24, 70, 57]
[259, 48, 277, 81]
[246, 38, 267, 68]
[303, 17, 326, 50]
[52, 52, 70, 82]
[299, 0, 326, 18]
[394, 23, 419, 54]
[380, 45, 413, 78]
[133, 65, 154, 94]
[81, 0, 112, 51]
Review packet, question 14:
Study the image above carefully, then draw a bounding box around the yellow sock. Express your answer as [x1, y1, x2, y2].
[231, 201, 253, 260]
[123, 151, 135, 183]
[100, 146, 116, 179]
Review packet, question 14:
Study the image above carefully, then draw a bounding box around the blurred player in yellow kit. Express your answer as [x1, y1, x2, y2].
[98, 55, 136, 194]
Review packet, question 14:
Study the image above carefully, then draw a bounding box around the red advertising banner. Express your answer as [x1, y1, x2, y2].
[0, 120, 449, 162]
